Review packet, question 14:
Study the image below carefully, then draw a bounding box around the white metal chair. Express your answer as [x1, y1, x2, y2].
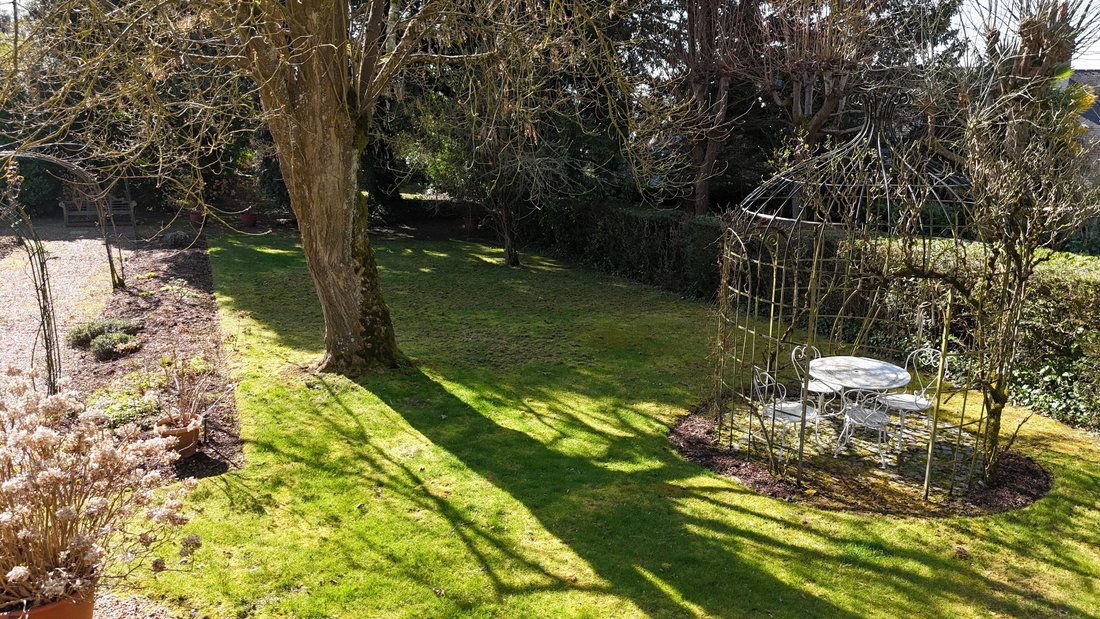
[751, 366, 819, 464]
[791, 344, 842, 445]
[877, 347, 944, 450]
[835, 389, 892, 468]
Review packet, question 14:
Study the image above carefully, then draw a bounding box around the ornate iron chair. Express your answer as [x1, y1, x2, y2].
[791, 344, 842, 445]
[877, 347, 943, 450]
[751, 366, 819, 464]
[835, 389, 892, 468]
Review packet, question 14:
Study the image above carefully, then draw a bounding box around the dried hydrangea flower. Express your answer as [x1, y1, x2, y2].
[55, 507, 78, 522]
[5, 566, 30, 583]
[0, 369, 199, 610]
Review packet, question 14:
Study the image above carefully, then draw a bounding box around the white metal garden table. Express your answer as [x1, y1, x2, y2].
[809, 356, 912, 455]
[808, 355, 910, 391]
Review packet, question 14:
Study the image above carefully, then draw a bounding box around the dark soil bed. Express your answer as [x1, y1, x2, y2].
[670, 411, 1052, 517]
[670, 414, 803, 501]
[68, 236, 241, 479]
[961, 450, 1052, 514]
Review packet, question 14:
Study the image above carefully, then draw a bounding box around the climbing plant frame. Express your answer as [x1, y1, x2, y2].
[0, 150, 128, 394]
[715, 95, 1042, 499]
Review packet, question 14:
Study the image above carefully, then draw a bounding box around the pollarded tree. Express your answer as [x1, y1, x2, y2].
[636, 0, 961, 215]
[913, 0, 1100, 477]
[728, 0, 962, 147]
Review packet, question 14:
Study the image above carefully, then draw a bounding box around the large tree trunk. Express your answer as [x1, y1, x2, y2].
[690, 135, 722, 216]
[242, 0, 404, 375]
[263, 92, 401, 374]
[686, 76, 730, 216]
[499, 204, 521, 267]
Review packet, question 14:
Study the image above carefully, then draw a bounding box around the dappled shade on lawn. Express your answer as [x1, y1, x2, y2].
[142, 232, 1100, 618]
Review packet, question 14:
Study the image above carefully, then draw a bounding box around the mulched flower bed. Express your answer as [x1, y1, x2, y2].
[670, 411, 1052, 517]
[670, 414, 803, 501]
[68, 235, 241, 480]
[961, 449, 1052, 514]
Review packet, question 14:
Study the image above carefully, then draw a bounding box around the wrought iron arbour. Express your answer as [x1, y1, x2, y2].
[715, 94, 1001, 498]
[0, 150, 128, 394]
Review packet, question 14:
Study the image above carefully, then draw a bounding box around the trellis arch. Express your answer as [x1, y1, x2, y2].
[0, 149, 128, 393]
[1, 149, 127, 288]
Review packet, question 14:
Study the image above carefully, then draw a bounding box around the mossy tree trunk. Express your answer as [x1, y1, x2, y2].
[265, 101, 400, 373]
[247, 0, 404, 374]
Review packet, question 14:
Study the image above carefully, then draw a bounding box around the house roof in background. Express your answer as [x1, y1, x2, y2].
[1072, 69, 1100, 125]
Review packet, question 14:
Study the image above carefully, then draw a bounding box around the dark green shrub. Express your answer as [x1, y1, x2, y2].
[0, 159, 61, 217]
[90, 332, 142, 361]
[66, 318, 142, 348]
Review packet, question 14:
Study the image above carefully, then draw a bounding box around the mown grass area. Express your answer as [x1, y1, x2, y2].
[148, 233, 1100, 618]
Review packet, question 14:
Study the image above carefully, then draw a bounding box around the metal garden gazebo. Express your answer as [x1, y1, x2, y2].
[715, 94, 997, 500]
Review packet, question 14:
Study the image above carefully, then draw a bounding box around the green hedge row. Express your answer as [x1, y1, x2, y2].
[522, 202, 1100, 430]
[521, 203, 724, 299]
[1012, 255, 1100, 430]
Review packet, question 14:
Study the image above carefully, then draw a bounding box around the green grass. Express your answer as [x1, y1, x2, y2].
[146, 233, 1100, 618]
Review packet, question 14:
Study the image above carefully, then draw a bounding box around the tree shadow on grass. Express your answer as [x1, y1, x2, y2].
[211, 234, 1097, 617]
[357, 368, 1080, 618]
[256, 369, 853, 618]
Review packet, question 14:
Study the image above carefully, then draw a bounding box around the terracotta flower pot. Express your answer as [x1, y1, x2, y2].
[239, 211, 258, 227]
[155, 415, 204, 459]
[0, 592, 95, 619]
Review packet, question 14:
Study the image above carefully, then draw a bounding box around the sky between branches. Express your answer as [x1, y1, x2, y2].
[1, 2, 1097, 66]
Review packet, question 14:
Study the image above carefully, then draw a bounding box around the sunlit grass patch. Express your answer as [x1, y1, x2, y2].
[142, 232, 1100, 619]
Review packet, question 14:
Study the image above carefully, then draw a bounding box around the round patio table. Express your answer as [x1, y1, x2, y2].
[810, 355, 912, 453]
[808, 356, 910, 391]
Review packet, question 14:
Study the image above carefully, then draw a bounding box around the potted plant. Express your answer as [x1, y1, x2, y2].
[187, 207, 205, 226]
[0, 369, 199, 618]
[154, 355, 227, 459]
[239, 207, 257, 228]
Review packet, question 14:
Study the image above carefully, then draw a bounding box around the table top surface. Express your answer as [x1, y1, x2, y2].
[808, 355, 911, 390]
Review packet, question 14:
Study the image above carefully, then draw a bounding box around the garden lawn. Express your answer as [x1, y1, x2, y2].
[148, 233, 1100, 618]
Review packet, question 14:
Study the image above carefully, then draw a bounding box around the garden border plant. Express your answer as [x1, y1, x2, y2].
[65, 319, 142, 349]
[0, 369, 199, 616]
[66, 319, 144, 362]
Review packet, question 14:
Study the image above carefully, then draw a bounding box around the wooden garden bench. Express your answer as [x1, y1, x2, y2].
[60, 196, 136, 235]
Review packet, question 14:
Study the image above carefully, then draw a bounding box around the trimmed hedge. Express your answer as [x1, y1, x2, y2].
[521, 203, 724, 299]
[521, 201, 1100, 430]
[1011, 255, 1100, 430]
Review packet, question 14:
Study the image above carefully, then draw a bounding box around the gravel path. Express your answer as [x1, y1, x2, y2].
[0, 224, 120, 389]
[94, 593, 177, 619]
[2, 225, 194, 618]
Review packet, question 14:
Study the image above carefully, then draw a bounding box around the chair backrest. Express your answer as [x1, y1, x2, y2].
[905, 348, 944, 395]
[842, 389, 889, 415]
[790, 344, 821, 385]
[751, 366, 786, 407]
